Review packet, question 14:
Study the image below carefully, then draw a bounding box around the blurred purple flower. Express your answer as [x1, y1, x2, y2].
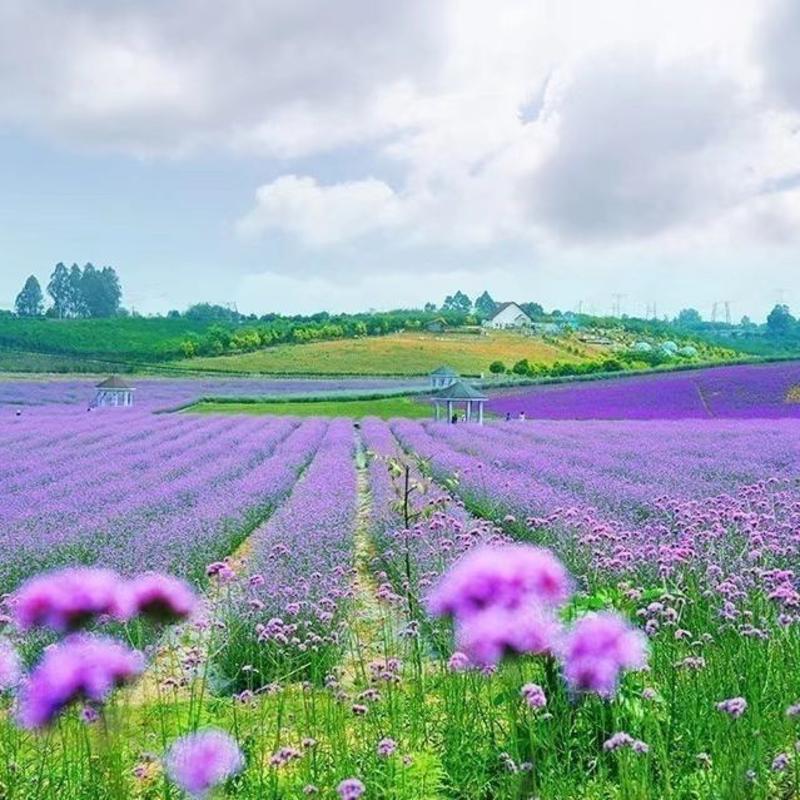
[562, 613, 647, 697]
[165, 729, 244, 798]
[427, 544, 572, 620]
[18, 635, 144, 728]
[14, 567, 129, 632]
[128, 573, 197, 624]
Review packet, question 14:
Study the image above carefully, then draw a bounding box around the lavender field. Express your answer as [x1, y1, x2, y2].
[0, 369, 799, 799]
[488, 360, 800, 419]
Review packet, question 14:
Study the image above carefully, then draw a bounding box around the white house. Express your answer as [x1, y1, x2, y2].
[484, 302, 532, 330]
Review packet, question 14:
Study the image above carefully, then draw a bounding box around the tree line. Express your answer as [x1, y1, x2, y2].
[14, 264, 122, 319]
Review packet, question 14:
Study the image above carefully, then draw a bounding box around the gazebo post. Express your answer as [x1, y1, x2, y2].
[466, 400, 472, 422]
[478, 401, 484, 424]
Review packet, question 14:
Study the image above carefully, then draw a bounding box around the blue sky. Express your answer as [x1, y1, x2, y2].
[1, 0, 799, 320]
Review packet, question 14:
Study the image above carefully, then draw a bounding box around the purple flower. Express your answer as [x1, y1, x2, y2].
[165, 729, 244, 798]
[772, 753, 790, 772]
[128, 573, 197, 624]
[447, 651, 471, 672]
[18, 635, 144, 728]
[377, 737, 397, 757]
[520, 683, 547, 709]
[456, 603, 560, 666]
[337, 778, 365, 800]
[562, 613, 647, 697]
[716, 697, 748, 718]
[427, 544, 572, 621]
[603, 732, 649, 754]
[14, 567, 129, 632]
[0, 640, 21, 691]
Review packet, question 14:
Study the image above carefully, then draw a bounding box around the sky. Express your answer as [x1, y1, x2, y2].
[1, 0, 799, 320]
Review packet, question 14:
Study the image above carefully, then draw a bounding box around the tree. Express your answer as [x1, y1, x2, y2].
[766, 304, 796, 337]
[474, 290, 496, 318]
[520, 302, 544, 319]
[423, 302, 436, 313]
[68, 264, 86, 317]
[675, 308, 703, 328]
[489, 360, 506, 374]
[47, 263, 71, 318]
[15, 275, 44, 317]
[80, 264, 122, 317]
[442, 290, 472, 313]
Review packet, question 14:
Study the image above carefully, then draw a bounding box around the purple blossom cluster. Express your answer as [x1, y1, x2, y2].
[428, 544, 646, 691]
[487, 361, 800, 420]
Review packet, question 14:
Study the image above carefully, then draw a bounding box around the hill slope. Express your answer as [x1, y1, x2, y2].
[178, 330, 602, 376]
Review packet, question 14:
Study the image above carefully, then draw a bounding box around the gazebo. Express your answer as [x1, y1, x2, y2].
[431, 379, 488, 424]
[429, 365, 459, 390]
[93, 376, 136, 408]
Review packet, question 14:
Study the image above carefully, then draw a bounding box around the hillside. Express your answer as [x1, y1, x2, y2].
[0, 315, 209, 368]
[177, 330, 603, 376]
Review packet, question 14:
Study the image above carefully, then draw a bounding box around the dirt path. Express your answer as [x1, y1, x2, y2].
[339, 443, 399, 689]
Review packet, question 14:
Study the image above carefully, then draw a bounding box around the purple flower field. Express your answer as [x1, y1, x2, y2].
[487, 361, 800, 419]
[1, 377, 800, 798]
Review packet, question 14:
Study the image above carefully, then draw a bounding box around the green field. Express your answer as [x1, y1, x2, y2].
[180, 330, 600, 376]
[187, 395, 433, 418]
[0, 316, 209, 365]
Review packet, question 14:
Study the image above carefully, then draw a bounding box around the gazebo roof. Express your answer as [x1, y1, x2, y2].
[430, 365, 459, 376]
[430, 379, 487, 401]
[96, 375, 136, 390]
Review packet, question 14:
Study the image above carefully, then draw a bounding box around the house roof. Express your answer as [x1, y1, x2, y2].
[430, 365, 458, 376]
[488, 301, 531, 321]
[430, 379, 487, 401]
[96, 375, 135, 390]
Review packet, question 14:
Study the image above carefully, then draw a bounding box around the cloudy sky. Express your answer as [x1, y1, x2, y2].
[1, 0, 799, 319]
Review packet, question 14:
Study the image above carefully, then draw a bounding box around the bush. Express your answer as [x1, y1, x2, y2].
[512, 359, 531, 375]
[489, 360, 506, 374]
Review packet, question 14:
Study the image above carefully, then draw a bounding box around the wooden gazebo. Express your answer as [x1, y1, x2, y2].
[93, 376, 136, 408]
[429, 365, 459, 390]
[431, 379, 487, 424]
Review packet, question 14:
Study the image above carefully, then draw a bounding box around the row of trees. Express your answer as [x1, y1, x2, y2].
[434, 290, 546, 319]
[14, 264, 123, 319]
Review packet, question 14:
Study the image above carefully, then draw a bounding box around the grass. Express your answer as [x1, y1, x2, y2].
[179, 330, 602, 376]
[187, 396, 433, 418]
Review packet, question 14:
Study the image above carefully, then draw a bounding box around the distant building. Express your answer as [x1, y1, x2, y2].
[425, 317, 448, 333]
[483, 302, 532, 329]
[93, 376, 136, 408]
[429, 365, 459, 390]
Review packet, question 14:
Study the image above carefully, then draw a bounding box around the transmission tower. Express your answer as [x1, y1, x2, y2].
[612, 293, 626, 318]
[724, 301, 731, 326]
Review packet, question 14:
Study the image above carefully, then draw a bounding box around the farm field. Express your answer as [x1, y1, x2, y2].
[178, 330, 599, 376]
[1, 362, 800, 799]
[188, 396, 431, 418]
[488, 359, 800, 419]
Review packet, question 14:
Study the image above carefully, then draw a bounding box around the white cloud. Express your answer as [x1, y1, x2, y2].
[236, 175, 404, 245]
